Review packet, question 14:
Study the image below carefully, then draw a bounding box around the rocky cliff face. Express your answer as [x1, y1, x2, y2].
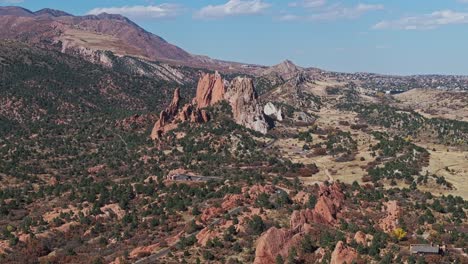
[225, 77, 268, 134]
[263, 102, 283, 121]
[150, 88, 208, 140]
[253, 227, 304, 264]
[195, 72, 226, 108]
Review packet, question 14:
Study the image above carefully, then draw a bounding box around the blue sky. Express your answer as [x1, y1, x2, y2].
[2, 0, 468, 75]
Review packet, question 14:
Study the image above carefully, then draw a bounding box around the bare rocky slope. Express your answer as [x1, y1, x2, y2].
[0, 6, 261, 73]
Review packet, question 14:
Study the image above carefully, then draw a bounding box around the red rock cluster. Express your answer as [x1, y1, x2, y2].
[196, 227, 222, 246]
[290, 183, 345, 230]
[151, 72, 269, 140]
[254, 227, 304, 264]
[354, 231, 373, 246]
[150, 88, 209, 140]
[254, 183, 346, 264]
[199, 184, 276, 224]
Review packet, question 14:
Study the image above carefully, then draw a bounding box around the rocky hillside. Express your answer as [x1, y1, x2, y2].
[0, 7, 467, 264]
[0, 6, 261, 73]
[0, 40, 197, 135]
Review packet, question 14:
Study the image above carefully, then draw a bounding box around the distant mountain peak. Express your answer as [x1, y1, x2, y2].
[275, 59, 301, 71]
[34, 8, 73, 17]
[0, 6, 263, 73]
[0, 6, 34, 17]
[262, 59, 303, 80]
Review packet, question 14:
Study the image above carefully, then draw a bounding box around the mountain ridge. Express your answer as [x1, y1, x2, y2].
[0, 6, 263, 73]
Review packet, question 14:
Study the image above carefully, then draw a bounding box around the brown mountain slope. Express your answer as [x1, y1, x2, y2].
[0, 7, 191, 62]
[0, 6, 261, 72]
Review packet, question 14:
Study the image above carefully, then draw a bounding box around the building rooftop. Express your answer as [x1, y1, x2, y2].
[410, 244, 440, 254]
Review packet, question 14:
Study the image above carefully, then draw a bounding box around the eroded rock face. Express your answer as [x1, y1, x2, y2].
[379, 200, 401, 233]
[196, 227, 221, 246]
[195, 72, 226, 108]
[150, 88, 181, 140]
[151, 72, 269, 140]
[290, 183, 345, 230]
[129, 243, 160, 259]
[253, 227, 303, 264]
[150, 88, 210, 140]
[225, 77, 268, 134]
[330, 241, 358, 264]
[264, 102, 283, 121]
[354, 231, 373, 246]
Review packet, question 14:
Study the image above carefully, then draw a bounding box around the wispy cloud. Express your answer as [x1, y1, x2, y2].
[289, 0, 326, 8]
[195, 0, 271, 19]
[0, 0, 24, 3]
[310, 3, 384, 21]
[280, 3, 383, 22]
[374, 10, 468, 30]
[87, 4, 182, 19]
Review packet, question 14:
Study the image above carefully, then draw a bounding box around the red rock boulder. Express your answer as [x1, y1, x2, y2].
[254, 227, 303, 264]
[330, 241, 357, 264]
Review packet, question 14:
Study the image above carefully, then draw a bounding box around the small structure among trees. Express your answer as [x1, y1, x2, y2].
[410, 244, 446, 256]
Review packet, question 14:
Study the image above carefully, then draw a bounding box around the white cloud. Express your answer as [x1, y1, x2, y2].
[289, 0, 326, 8]
[195, 0, 271, 19]
[0, 0, 24, 3]
[278, 14, 301, 21]
[86, 4, 182, 19]
[309, 3, 384, 21]
[374, 10, 468, 30]
[280, 3, 383, 22]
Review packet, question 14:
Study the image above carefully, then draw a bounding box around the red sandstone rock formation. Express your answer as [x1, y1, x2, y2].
[253, 227, 304, 264]
[379, 200, 401, 233]
[129, 243, 160, 259]
[194, 72, 267, 134]
[293, 191, 310, 205]
[200, 207, 225, 223]
[290, 183, 345, 230]
[150, 88, 210, 140]
[330, 241, 358, 264]
[254, 182, 346, 264]
[196, 227, 221, 246]
[195, 72, 226, 108]
[151, 88, 181, 140]
[151, 72, 269, 140]
[0, 240, 11, 255]
[354, 231, 373, 246]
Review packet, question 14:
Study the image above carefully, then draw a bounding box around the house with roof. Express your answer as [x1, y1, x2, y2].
[410, 244, 447, 256]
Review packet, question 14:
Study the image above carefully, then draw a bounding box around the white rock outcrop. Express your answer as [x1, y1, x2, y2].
[263, 102, 283, 121]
